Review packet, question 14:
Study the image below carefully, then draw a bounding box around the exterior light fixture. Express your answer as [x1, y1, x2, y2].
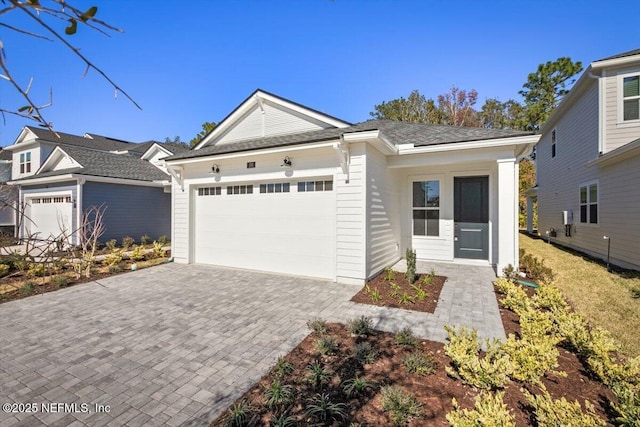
[210, 164, 220, 174]
[281, 156, 292, 168]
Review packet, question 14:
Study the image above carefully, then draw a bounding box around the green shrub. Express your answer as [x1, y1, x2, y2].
[446, 391, 515, 427]
[501, 264, 519, 282]
[501, 334, 565, 385]
[129, 245, 146, 261]
[273, 356, 294, 378]
[304, 393, 348, 425]
[380, 385, 423, 426]
[342, 376, 375, 398]
[157, 235, 170, 246]
[397, 292, 415, 305]
[140, 234, 151, 245]
[107, 264, 122, 274]
[522, 386, 606, 426]
[394, 327, 419, 347]
[20, 280, 36, 294]
[224, 399, 254, 427]
[518, 306, 558, 339]
[444, 326, 513, 390]
[0, 263, 9, 277]
[532, 282, 569, 312]
[403, 350, 437, 376]
[105, 239, 117, 250]
[50, 274, 70, 288]
[306, 318, 329, 335]
[520, 249, 555, 283]
[263, 378, 293, 408]
[405, 249, 417, 284]
[26, 263, 45, 278]
[121, 236, 134, 250]
[306, 362, 333, 390]
[151, 241, 165, 258]
[612, 381, 640, 426]
[411, 283, 427, 301]
[103, 248, 123, 266]
[353, 341, 379, 364]
[314, 335, 338, 356]
[270, 412, 296, 427]
[500, 282, 531, 315]
[347, 315, 373, 337]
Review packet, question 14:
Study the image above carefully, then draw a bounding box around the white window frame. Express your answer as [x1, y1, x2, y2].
[19, 151, 32, 174]
[411, 178, 441, 238]
[551, 128, 557, 158]
[617, 71, 640, 124]
[579, 180, 599, 226]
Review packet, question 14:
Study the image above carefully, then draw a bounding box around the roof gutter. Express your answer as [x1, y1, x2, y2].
[9, 173, 164, 187]
[397, 134, 540, 155]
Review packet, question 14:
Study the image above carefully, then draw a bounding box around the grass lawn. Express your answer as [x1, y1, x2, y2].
[520, 232, 640, 357]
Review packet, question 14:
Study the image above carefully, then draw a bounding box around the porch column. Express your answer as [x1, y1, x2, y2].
[497, 158, 518, 275]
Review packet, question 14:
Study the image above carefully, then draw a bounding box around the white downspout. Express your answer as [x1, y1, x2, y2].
[76, 177, 85, 246]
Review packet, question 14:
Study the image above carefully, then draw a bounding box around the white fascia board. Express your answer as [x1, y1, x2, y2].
[8, 174, 75, 185]
[8, 126, 36, 147]
[396, 134, 540, 155]
[3, 139, 40, 151]
[342, 130, 398, 155]
[585, 138, 640, 168]
[166, 141, 339, 166]
[256, 91, 351, 128]
[9, 173, 163, 187]
[388, 147, 516, 168]
[36, 146, 82, 174]
[141, 143, 172, 161]
[591, 53, 640, 70]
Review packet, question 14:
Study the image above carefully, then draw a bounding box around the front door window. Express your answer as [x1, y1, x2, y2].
[412, 180, 440, 237]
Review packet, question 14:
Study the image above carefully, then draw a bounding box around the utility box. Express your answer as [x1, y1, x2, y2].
[562, 210, 573, 225]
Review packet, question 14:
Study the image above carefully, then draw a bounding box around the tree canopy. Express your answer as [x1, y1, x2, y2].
[189, 122, 217, 148]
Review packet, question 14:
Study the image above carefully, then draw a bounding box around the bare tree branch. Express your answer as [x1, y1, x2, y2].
[0, 22, 53, 40]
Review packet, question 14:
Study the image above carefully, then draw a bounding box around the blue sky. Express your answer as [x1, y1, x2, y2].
[0, 0, 638, 146]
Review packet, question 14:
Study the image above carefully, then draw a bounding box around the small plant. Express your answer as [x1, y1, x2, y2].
[429, 267, 436, 278]
[105, 239, 117, 250]
[20, 280, 36, 294]
[347, 315, 373, 337]
[447, 391, 515, 427]
[501, 333, 565, 385]
[631, 287, 640, 299]
[129, 245, 146, 261]
[270, 412, 297, 427]
[306, 361, 333, 389]
[157, 235, 170, 246]
[405, 249, 417, 284]
[151, 241, 165, 258]
[108, 264, 122, 274]
[50, 274, 70, 288]
[390, 282, 401, 298]
[274, 356, 294, 378]
[263, 378, 293, 408]
[421, 275, 432, 286]
[224, 399, 254, 427]
[103, 248, 124, 266]
[140, 234, 151, 245]
[397, 292, 415, 305]
[304, 393, 348, 425]
[395, 327, 419, 347]
[403, 350, 437, 376]
[0, 263, 9, 277]
[380, 385, 423, 426]
[342, 376, 375, 398]
[121, 236, 134, 250]
[612, 381, 640, 426]
[384, 266, 396, 281]
[370, 288, 381, 303]
[314, 335, 338, 356]
[26, 262, 45, 278]
[519, 249, 555, 283]
[502, 264, 519, 281]
[307, 318, 329, 335]
[353, 341, 379, 364]
[522, 386, 606, 426]
[411, 283, 427, 301]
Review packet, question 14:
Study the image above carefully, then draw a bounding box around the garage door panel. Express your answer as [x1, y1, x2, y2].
[194, 188, 335, 279]
[27, 198, 73, 241]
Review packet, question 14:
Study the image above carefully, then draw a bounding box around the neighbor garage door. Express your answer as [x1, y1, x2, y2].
[26, 195, 73, 241]
[193, 180, 335, 279]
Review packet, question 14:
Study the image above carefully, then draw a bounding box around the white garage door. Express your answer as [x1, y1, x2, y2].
[194, 180, 335, 279]
[26, 196, 73, 241]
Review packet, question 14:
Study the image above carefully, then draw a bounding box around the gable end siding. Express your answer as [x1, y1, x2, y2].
[82, 182, 170, 242]
[604, 65, 640, 152]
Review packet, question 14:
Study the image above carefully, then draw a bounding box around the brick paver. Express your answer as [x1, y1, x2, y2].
[0, 261, 502, 426]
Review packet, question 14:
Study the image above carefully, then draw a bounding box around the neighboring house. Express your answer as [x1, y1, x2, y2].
[165, 89, 539, 284]
[0, 148, 17, 234]
[6, 127, 187, 244]
[529, 48, 640, 271]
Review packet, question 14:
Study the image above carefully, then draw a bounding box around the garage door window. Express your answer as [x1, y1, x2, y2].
[297, 180, 333, 192]
[227, 185, 253, 195]
[260, 182, 290, 193]
[198, 187, 222, 196]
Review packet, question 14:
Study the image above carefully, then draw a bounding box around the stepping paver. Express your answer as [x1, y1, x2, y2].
[0, 261, 502, 426]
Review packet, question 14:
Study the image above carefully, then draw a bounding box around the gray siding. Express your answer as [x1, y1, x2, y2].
[83, 182, 170, 242]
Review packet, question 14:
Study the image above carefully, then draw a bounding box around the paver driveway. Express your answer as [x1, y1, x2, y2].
[0, 262, 503, 426]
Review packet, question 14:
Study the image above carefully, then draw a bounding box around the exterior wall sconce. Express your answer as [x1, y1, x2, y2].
[281, 156, 292, 168]
[210, 164, 220, 174]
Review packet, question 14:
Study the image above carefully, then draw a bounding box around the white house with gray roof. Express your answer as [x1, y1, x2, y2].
[6, 127, 187, 244]
[529, 48, 640, 271]
[165, 89, 539, 283]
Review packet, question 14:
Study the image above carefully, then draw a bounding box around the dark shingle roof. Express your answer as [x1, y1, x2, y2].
[26, 127, 139, 153]
[0, 148, 12, 161]
[166, 120, 531, 161]
[15, 144, 169, 182]
[596, 48, 640, 62]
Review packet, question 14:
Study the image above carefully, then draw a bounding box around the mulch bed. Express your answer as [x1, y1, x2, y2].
[211, 283, 617, 426]
[350, 271, 446, 313]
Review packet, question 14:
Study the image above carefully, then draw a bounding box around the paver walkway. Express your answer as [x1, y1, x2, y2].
[0, 262, 502, 426]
